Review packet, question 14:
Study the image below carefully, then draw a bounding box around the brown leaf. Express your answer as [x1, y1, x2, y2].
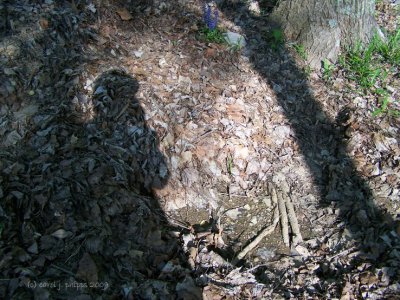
[39, 18, 49, 30]
[359, 272, 378, 285]
[77, 253, 98, 283]
[205, 48, 216, 59]
[226, 103, 246, 122]
[51, 229, 72, 239]
[132, 67, 148, 80]
[176, 275, 202, 300]
[116, 8, 133, 21]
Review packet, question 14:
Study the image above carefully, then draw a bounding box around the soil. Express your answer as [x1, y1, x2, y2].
[0, 0, 399, 299]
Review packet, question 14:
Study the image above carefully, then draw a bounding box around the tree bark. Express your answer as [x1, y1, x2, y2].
[271, 0, 378, 68]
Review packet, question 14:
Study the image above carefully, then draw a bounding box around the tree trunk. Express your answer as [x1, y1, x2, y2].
[271, 0, 378, 68]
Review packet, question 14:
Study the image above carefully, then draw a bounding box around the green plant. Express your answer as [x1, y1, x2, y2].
[264, 28, 284, 50]
[376, 28, 400, 66]
[340, 40, 382, 89]
[226, 155, 233, 175]
[375, 87, 388, 97]
[293, 43, 307, 60]
[372, 96, 400, 117]
[322, 58, 335, 80]
[304, 65, 312, 78]
[229, 36, 245, 53]
[200, 27, 225, 44]
[338, 26, 400, 118]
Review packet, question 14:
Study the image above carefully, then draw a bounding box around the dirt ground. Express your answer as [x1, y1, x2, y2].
[0, 0, 399, 299]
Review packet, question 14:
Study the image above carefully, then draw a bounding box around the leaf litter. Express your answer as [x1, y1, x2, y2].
[0, 0, 399, 299]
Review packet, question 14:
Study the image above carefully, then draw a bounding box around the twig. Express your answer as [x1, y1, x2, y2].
[247, 264, 269, 272]
[65, 237, 86, 263]
[192, 128, 215, 144]
[218, 192, 249, 198]
[268, 183, 278, 205]
[116, 103, 129, 120]
[232, 207, 280, 265]
[277, 190, 290, 247]
[285, 194, 303, 244]
[50, 264, 75, 276]
[327, 247, 358, 260]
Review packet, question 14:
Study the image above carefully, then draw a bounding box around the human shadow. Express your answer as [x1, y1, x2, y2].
[0, 3, 200, 299]
[217, 1, 398, 297]
[91, 69, 169, 192]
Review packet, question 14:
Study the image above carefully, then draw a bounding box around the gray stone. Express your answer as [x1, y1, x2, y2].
[224, 31, 246, 49]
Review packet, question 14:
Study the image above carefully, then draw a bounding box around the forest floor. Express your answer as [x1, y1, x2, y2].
[0, 0, 399, 299]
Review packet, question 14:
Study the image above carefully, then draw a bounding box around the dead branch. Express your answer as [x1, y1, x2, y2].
[232, 207, 280, 265]
[277, 190, 290, 247]
[285, 194, 303, 244]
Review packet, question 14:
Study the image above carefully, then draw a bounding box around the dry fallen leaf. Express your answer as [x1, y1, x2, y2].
[39, 18, 49, 30]
[51, 229, 72, 239]
[116, 8, 133, 21]
[77, 253, 98, 283]
[205, 48, 217, 58]
[176, 275, 202, 300]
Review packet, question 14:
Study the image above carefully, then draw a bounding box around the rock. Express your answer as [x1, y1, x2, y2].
[256, 247, 276, 261]
[159, 57, 167, 68]
[133, 50, 144, 58]
[226, 208, 241, 220]
[224, 32, 246, 49]
[248, 1, 261, 15]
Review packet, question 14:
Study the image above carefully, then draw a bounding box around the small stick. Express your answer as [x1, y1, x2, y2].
[232, 208, 279, 265]
[277, 191, 290, 247]
[116, 103, 129, 120]
[50, 264, 75, 276]
[269, 184, 278, 205]
[284, 194, 303, 244]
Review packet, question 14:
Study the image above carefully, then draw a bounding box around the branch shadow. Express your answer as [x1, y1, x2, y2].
[217, 1, 398, 296]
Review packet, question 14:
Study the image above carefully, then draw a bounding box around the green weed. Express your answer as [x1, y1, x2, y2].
[322, 58, 335, 80]
[293, 43, 307, 60]
[376, 28, 400, 66]
[229, 36, 245, 53]
[226, 155, 233, 175]
[339, 40, 382, 89]
[372, 96, 400, 117]
[303, 65, 312, 78]
[263, 28, 284, 50]
[200, 27, 225, 44]
[339, 28, 400, 117]
[340, 28, 400, 89]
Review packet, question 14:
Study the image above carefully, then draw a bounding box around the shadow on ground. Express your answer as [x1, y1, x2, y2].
[1, 0, 399, 298]
[217, 0, 398, 297]
[0, 2, 201, 299]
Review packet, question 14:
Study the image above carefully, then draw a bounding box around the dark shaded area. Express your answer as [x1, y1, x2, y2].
[0, 2, 195, 299]
[92, 69, 170, 191]
[216, 0, 398, 296]
[1, 0, 398, 298]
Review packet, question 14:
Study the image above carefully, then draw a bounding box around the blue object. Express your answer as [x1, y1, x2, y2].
[203, 3, 219, 30]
